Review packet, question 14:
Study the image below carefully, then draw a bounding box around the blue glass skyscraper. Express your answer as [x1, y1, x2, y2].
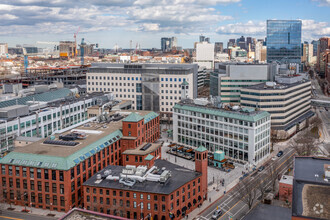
[267, 20, 302, 64]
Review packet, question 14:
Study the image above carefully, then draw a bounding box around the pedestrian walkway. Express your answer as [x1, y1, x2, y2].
[0, 203, 65, 218]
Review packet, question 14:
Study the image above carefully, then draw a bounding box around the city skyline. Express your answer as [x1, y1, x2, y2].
[0, 0, 330, 49]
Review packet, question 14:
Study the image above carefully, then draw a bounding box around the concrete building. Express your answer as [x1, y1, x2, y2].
[0, 110, 160, 213]
[195, 42, 214, 69]
[161, 37, 177, 52]
[316, 37, 330, 78]
[0, 88, 113, 153]
[83, 146, 208, 219]
[241, 75, 313, 139]
[214, 42, 223, 53]
[278, 175, 293, 203]
[0, 43, 8, 55]
[292, 157, 330, 220]
[255, 41, 267, 62]
[210, 63, 275, 103]
[301, 43, 313, 64]
[173, 99, 271, 165]
[87, 63, 198, 117]
[59, 41, 76, 59]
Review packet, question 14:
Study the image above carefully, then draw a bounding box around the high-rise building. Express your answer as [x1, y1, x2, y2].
[316, 37, 330, 77]
[161, 37, 177, 51]
[195, 42, 215, 69]
[267, 20, 302, 64]
[0, 43, 8, 55]
[214, 42, 223, 53]
[199, 35, 206, 43]
[59, 41, 76, 58]
[311, 40, 319, 56]
[227, 39, 236, 48]
[301, 43, 313, 64]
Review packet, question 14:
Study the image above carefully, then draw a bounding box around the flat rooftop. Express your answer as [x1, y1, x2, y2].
[292, 157, 330, 220]
[243, 80, 310, 91]
[83, 159, 201, 195]
[174, 99, 270, 123]
[0, 110, 158, 171]
[122, 142, 162, 156]
[243, 204, 291, 220]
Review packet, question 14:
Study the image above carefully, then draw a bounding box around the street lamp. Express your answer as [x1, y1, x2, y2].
[137, 203, 143, 220]
[49, 203, 53, 215]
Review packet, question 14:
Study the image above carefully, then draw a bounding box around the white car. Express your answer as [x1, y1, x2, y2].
[272, 157, 277, 161]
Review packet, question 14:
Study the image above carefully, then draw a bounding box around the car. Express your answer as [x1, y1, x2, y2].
[277, 151, 284, 157]
[258, 166, 265, 172]
[211, 210, 223, 219]
[272, 157, 277, 161]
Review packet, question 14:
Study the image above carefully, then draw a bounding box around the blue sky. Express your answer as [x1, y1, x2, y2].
[0, 0, 329, 49]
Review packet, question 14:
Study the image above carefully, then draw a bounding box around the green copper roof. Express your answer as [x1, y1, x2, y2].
[0, 88, 72, 108]
[145, 154, 154, 161]
[181, 80, 189, 86]
[174, 104, 270, 123]
[123, 112, 143, 122]
[143, 112, 159, 123]
[196, 146, 207, 152]
[0, 129, 123, 171]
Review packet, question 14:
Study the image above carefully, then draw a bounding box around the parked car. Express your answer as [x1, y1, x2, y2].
[211, 210, 223, 219]
[272, 157, 277, 161]
[258, 166, 265, 172]
[277, 151, 284, 157]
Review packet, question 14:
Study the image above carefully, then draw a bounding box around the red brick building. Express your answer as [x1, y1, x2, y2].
[83, 146, 208, 220]
[278, 175, 293, 203]
[0, 111, 160, 212]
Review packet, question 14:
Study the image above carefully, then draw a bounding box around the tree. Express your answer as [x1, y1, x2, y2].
[257, 173, 268, 201]
[290, 129, 318, 156]
[232, 178, 259, 210]
[269, 161, 280, 193]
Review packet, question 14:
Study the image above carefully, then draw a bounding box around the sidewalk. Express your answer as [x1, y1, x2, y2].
[1, 203, 65, 218]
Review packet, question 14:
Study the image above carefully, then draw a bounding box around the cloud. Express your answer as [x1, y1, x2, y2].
[216, 20, 330, 41]
[311, 0, 330, 6]
[0, 0, 237, 37]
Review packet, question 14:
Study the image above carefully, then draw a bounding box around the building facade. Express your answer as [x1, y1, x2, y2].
[241, 77, 313, 139]
[173, 99, 271, 165]
[0, 111, 160, 212]
[267, 20, 302, 64]
[83, 147, 208, 220]
[0, 43, 8, 55]
[87, 63, 198, 114]
[195, 42, 215, 69]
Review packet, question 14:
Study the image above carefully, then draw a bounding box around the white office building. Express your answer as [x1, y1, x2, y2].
[173, 99, 271, 165]
[195, 42, 215, 69]
[87, 63, 198, 115]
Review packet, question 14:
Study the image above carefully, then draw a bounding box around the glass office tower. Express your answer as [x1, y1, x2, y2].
[267, 20, 302, 64]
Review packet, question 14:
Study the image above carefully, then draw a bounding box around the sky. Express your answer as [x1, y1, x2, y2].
[0, 0, 329, 49]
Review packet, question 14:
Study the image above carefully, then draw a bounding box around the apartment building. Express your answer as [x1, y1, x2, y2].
[173, 99, 271, 165]
[0, 89, 112, 153]
[210, 63, 276, 103]
[0, 110, 160, 212]
[83, 146, 208, 220]
[87, 63, 198, 116]
[241, 75, 313, 139]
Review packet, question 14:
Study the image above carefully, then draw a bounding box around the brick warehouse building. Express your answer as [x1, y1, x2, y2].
[83, 146, 208, 219]
[0, 110, 160, 212]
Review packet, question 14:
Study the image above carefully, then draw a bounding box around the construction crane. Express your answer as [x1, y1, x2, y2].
[22, 48, 28, 76]
[73, 27, 80, 58]
[79, 38, 86, 66]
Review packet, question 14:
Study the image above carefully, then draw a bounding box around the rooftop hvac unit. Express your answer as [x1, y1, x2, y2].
[160, 170, 171, 183]
[193, 98, 209, 106]
[265, 82, 276, 87]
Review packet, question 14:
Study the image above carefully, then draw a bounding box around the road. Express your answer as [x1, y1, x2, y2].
[0, 210, 55, 220]
[196, 147, 295, 220]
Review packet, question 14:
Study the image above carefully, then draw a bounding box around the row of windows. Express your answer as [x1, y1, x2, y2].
[241, 91, 310, 103]
[241, 84, 310, 96]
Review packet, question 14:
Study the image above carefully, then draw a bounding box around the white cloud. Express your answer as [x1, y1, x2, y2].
[216, 19, 330, 41]
[312, 0, 330, 6]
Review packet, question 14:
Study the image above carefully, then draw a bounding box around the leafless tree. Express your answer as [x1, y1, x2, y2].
[257, 173, 268, 201]
[309, 116, 322, 129]
[291, 129, 318, 156]
[269, 161, 280, 193]
[232, 178, 259, 210]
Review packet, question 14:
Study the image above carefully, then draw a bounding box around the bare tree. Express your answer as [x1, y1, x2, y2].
[309, 116, 322, 129]
[269, 161, 280, 193]
[232, 178, 259, 210]
[291, 129, 318, 156]
[257, 173, 268, 201]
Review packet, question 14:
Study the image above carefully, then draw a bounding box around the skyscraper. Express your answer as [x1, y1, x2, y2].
[199, 35, 206, 42]
[214, 42, 223, 53]
[266, 20, 302, 64]
[161, 37, 177, 51]
[311, 40, 319, 56]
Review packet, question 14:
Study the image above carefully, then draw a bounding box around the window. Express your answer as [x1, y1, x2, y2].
[37, 169, 41, 178]
[52, 170, 57, 180]
[52, 183, 57, 193]
[44, 170, 49, 179]
[15, 167, 20, 176]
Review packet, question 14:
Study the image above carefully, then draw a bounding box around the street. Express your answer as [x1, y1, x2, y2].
[0, 210, 55, 220]
[196, 147, 295, 220]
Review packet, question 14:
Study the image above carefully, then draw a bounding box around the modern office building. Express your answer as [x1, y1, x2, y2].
[0, 43, 8, 55]
[161, 37, 177, 52]
[311, 40, 319, 57]
[195, 42, 215, 69]
[214, 42, 223, 53]
[83, 146, 208, 219]
[301, 43, 313, 64]
[87, 63, 198, 116]
[0, 88, 114, 153]
[210, 63, 275, 103]
[316, 37, 330, 78]
[292, 157, 330, 220]
[266, 20, 302, 64]
[173, 99, 271, 165]
[241, 75, 313, 139]
[0, 110, 160, 212]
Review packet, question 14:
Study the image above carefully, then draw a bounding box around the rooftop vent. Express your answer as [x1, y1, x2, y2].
[193, 98, 208, 106]
[43, 139, 79, 146]
[266, 82, 276, 87]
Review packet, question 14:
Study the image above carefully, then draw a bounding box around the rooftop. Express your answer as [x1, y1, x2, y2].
[242, 79, 310, 91]
[123, 112, 143, 122]
[279, 175, 293, 185]
[292, 157, 330, 220]
[83, 159, 201, 195]
[0, 110, 158, 171]
[122, 142, 162, 156]
[243, 204, 291, 220]
[174, 99, 270, 123]
[59, 208, 128, 220]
